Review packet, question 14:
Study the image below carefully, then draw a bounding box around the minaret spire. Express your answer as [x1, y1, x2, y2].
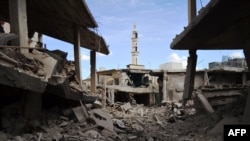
[127, 24, 144, 69]
[132, 24, 139, 65]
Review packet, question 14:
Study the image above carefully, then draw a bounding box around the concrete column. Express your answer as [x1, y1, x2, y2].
[9, 0, 29, 53]
[149, 92, 155, 106]
[24, 92, 42, 119]
[243, 48, 250, 124]
[111, 88, 114, 105]
[102, 77, 106, 108]
[90, 50, 96, 93]
[188, 0, 197, 23]
[162, 71, 167, 103]
[73, 26, 82, 86]
[183, 50, 197, 105]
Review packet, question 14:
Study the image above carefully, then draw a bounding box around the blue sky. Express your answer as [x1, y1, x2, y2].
[44, 0, 244, 79]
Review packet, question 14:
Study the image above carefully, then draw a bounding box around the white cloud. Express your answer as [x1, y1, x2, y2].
[168, 53, 187, 68]
[229, 51, 243, 59]
[81, 53, 90, 61]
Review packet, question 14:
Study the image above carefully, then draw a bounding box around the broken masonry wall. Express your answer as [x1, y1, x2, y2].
[163, 70, 247, 102]
[207, 71, 245, 85]
[165, 71, 204, 102]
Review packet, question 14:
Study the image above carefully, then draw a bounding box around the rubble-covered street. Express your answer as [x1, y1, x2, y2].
[0, 89, 247, 141]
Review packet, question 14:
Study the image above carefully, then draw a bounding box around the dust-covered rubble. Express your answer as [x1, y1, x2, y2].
[1, 97, 243, 141]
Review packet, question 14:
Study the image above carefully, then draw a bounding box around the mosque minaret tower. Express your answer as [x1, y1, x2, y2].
[127, 24, 145, 69]
[132, 24, 139, 65]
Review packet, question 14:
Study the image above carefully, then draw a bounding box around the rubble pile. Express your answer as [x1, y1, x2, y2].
[0, 48, 45, 78]
[0, 48, 246, 141]
[1, 97, 238, 141]
[0, 47, 91, 96]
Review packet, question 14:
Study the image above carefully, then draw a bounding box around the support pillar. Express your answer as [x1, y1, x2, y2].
[74, 26, 82, 87]
[183, 50, 197, 105]
[90, 50, 96, 93]
[162, 71, 168, 103]
[102, 77, 106, 108]
[9, 0, 29, 53]
[188, 0, 197, 23]
[243, 47, 250, 124]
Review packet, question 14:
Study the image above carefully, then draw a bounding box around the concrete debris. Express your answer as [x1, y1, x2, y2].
[1, 42, 246, 141]
[154, 114, 163, 125]
[70, 81, 83, 92]
[196, 92, 220, 121]
[113, 119, 126, 129]
[0, 97, 246, 141]
[72, 106, 86, 122]
[120, 102, 132, 112]
[93, 100, 102, 108]
[128, 135, 137, 141]
[83, 129, 101, 139]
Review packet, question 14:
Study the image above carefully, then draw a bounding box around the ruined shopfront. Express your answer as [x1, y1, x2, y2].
[97, 69, 158, 106]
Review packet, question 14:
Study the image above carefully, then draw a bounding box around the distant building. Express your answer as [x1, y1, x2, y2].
[160, 62, 183, 70]
[222, 55, 229, 62]
[209, 57, 246, 69]
[209, 62, 221, 69]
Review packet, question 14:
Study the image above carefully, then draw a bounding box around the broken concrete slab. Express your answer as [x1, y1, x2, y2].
[196, 92, 219, 121]
[88, 108, 114, 131]
[0, 65, 47, 93]
[23, 49, 57, 82]
[47, 76, 98, 102]
[72, 106, 88, 122]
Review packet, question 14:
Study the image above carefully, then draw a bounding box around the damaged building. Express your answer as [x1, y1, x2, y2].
[170, 0, 250, 138]
[1, 0, 250, 140]
[96, 25, 158, 106]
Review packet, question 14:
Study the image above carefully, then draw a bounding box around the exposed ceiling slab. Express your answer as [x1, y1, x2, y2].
[171, 0, 250, 50]
[0, 0, 109, 54]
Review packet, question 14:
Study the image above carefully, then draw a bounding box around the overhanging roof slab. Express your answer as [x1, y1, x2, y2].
[171, 0, 250, 50]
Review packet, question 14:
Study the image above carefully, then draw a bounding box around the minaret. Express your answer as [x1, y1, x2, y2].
[127, 24, 144, 69]
[132, 24, 139, 65]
